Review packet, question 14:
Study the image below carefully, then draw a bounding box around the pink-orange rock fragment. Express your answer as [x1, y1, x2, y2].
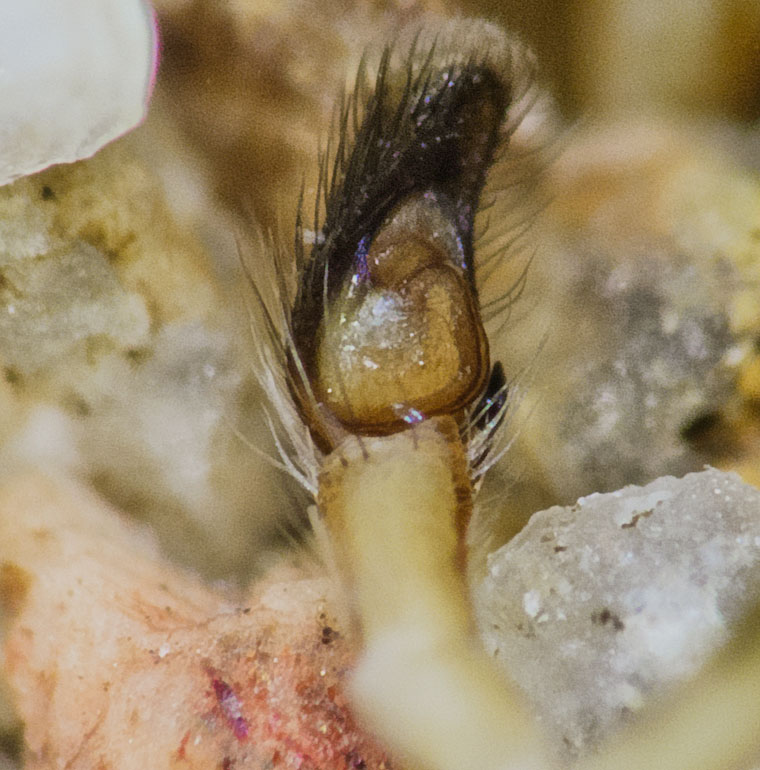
[0, 473, 394, 770]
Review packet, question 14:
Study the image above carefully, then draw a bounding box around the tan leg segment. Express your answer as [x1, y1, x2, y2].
[318, 416, 550, 770]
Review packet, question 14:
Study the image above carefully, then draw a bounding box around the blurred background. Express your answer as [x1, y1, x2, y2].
[1, 1, 760, 766]
[103, 0, 760, 551]
[153, 0, 760, 228]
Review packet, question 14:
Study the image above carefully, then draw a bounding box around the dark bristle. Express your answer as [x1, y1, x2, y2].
[290, 40, 514, 382]
[472, 361, 508, 434]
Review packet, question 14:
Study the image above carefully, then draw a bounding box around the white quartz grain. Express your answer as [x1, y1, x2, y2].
[476, 468, 760, 759]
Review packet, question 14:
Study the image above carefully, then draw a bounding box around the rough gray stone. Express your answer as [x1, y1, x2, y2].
[475, 468, 760, 759]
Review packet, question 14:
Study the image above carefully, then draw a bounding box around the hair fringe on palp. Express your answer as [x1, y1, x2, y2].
[244, 18, 551, 490]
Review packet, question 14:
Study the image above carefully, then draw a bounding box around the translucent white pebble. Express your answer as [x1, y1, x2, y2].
[0, 0, 157, 185]
[476, 468, 760, 759]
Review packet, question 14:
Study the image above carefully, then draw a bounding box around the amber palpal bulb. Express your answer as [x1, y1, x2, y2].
[289, 60, 509, 448]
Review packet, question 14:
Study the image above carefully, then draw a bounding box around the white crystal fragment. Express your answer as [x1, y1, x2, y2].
[523, 589, 542, 618]
[476, 468, 760, 758]
[0, 0, 157, 185]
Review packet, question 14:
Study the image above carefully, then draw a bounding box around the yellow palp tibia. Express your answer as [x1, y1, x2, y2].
[318, 416, 550, 770]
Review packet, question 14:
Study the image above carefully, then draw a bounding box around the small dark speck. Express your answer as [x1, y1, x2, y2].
[242, 607, 251, 614]
[591, 608, 625, 631]
[680, 410, 721, 443]
[621, 510, 653, 529]
[516, 622, 537, 639]
[4, 367, 21, 386]
[41, 185, 56, 201]
[0, 725, 23, 761]
[69, 397, 91, 417]
[125, 347, 151, 365]
[321, 625, 337, 644]
[553, 545, 567, 553]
